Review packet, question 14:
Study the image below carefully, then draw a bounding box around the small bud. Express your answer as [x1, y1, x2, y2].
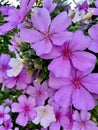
[83, 11, 93, 20]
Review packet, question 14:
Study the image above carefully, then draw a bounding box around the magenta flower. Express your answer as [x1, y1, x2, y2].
[0, 54, 10, 80]
[0, 0, 36, 35]
[20, 7, 71, 56]
[3, 68, 32, 90]
[0, 118, 13, 130]
[72, 111, 98, 130]
[26, 81, 48, 106]
[88, 24, 98, 53]
[0, 105, 10, 125]
[43, 0, 57, 13]
[49, 69, 98, 110]
[48, 30, 96, 78]
[49, 102, 70, 130]
[12, 95, 36, 126]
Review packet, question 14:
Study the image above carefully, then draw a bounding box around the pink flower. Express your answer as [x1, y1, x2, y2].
[49, 102, 70, 130]
[49, 69, 98, 110]
[72, 111, 98, 130]
[20, 7, 71, 56]
[48, 30, 96, 78]
[0, 0, 36, 35]
[43, 0, 57, 13]
[3, 68, 32, 90]
[0, 118, 13, 130]
[88, 24, 98, 53]
[26, 81, 48, 106]
[0, 105, 10, 125]
[0, 54, 10, 80]
[12, 95, 36, 126]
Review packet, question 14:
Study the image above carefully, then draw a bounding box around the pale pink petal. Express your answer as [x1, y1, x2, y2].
[50, 122, 60, 130]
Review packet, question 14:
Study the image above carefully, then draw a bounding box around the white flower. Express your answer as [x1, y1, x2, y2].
[7, 54, 23, 77]
[32, 105, 56, 128]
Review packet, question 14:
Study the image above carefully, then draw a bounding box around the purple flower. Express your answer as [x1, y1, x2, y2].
[48, 30, 96, 78]
[0, 105, 10, 125]
[20, 8, 71, 56]
[12, 95, 36, 126]
[43, 0, 57, 13]
[26, 81, 48, 106]
[88, 24, 98, 53]
[72, 111, 98, 130]
[0, 6, 14, 15]
[0, 118, 13, 130]
[0, 54, 10, 80]
[3, 68, 32, 90]
[49, 102, 70, 130]
[49, 69, 98, 110]
[0, 0, 36, 35]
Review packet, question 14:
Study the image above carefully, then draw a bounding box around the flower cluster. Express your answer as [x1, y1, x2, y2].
[0, 0, 98, 129]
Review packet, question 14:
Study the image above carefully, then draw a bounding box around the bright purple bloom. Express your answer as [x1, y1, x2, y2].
[3, 68, 32, 90]
[0, 118, 13, 130]
[49, 102, 70, 130]
[88, 24, 98, 53]
[12, 95, 36, 126]
[49, 69, 98, 110]
[0, 0, 36, 35]
[48, 30, 96, 78]
[77, 1, 88, 12]
[26, 81, 48, 106]
[0, 105, 10, 125]
[0, 54, 10, 80]
[72, 111, 98, 130]
[0, 6, 14, 15]
[43, 0, 57, 13]
[20, 8, 71, 56]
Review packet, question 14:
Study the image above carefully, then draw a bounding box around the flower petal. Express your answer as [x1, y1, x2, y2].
[54, 86, 73, 108]
[88, 40, 98, 53]
[31, 39, 52, 56]
[82, 73, 98, 94]
[48, 57, 71, 78]
[72, 51, 96, 73]
[20, 29, 42, 43]
[69, 30, 90, 51]
[72, 87, 95, 110]
[31, 8, 51, 32]
[50, 11, 71, 33]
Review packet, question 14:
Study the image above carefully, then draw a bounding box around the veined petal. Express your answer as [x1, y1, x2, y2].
[31, 8, 51, 32]
[69, 30, 90, 51]
[54, 86, 73, 108]
[82, 73, 98, 94]
[31, 39, 52, 56]
[72, 51, 96, 73]
[20, 28, 42, 43]
[50, 11, 71, 33]
[72, 87, 95, 110]
[48, 57, 71, 78]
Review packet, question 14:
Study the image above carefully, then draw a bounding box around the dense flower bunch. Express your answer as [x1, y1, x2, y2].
[0, 0, 98, 129]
